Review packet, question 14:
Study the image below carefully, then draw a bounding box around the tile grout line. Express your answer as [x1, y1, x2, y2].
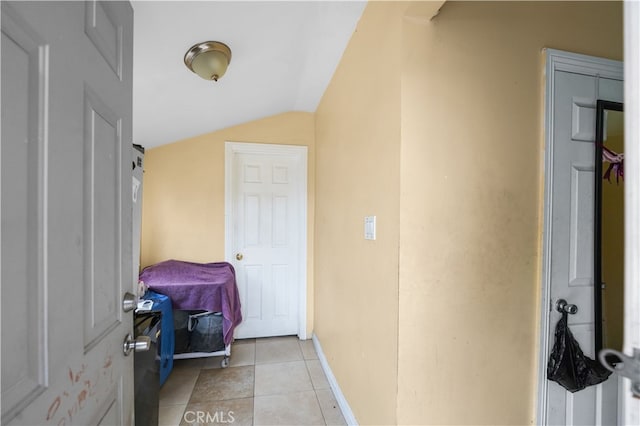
[180, 368, 201, 425]
[252, 341, 257, 426]
[302, 339, 329, 426]
[252, 367, 256, 425]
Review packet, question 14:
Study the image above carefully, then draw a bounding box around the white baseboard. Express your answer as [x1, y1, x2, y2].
[312, 334, 358, 426]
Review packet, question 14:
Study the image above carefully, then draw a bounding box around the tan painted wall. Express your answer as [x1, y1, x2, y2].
[314, 2, 405, 424]
[398, 1, 622, 425]
[140, 1, 622, 424]
[140, 111, 315, 335]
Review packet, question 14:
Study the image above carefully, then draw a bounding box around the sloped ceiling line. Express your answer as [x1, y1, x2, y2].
[132, 1, 366, 148]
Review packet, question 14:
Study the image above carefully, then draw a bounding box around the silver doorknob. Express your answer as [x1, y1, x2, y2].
[123, 333, 151, 356]
[122, 292, 137, 313]
[556, 298, 578, 315]
[236, 253, 243, 261]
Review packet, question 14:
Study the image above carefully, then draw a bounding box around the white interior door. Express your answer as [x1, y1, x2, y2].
[543, 52, 623, 425]
[225, 142, 307, 339]
[1, 2, 134, 424]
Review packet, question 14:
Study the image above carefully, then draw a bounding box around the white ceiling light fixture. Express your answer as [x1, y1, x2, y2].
[184, 41, 232, 81]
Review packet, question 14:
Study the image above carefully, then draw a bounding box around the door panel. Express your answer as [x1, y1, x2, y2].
[227, 143, 307, 339]
[1, 2, 134, 424]
[83, 87, 123, 350]
[1, 3, 49, 415]
[569, 163, 595, 290]
[84, 0, 123, 79]
[547, 69, 622, 425]
[236, 154, 299, 337]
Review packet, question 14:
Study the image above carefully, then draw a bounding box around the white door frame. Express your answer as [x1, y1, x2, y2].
[623, 1, 640, 423]
[537, 49, 624, 424]
[224, 141, 308, 340]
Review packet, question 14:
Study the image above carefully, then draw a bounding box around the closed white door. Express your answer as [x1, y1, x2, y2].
[546, 68, 623, 425]
[1, 2, 134, 425]
[226, 142, 307, 339]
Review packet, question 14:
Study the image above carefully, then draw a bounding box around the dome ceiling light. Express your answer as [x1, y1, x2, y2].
[184, 41, 232, 82]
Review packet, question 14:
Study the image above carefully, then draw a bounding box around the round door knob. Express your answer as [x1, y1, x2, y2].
[122, 291, 137, 313]
[556, 298, 578, 315]
[123, 333, 151, 356]
[236, 253, 243, 261]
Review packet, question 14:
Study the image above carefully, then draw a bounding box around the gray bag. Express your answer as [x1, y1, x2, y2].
[189, 311, 225, 353]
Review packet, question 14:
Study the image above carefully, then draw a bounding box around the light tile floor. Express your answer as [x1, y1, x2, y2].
[159, 336, 347, 426]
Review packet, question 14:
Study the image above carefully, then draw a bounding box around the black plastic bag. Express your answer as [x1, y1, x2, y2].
[547, 312, 612, 392]
[173, 310, 191, 354]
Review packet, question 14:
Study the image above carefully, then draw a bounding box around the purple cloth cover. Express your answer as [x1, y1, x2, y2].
[139, 259, 242, 346]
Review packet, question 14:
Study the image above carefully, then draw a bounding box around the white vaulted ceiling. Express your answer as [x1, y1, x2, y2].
[132, 1, 366, 148]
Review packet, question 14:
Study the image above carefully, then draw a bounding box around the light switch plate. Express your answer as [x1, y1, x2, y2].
[364, 216, 376, 240]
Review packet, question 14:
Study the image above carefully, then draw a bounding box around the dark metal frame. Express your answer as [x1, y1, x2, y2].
[594, 99, 624, 357]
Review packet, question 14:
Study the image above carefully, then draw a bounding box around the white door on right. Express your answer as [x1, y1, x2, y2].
[226, 142, 307, 339]
[547, 69, 623, 425]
